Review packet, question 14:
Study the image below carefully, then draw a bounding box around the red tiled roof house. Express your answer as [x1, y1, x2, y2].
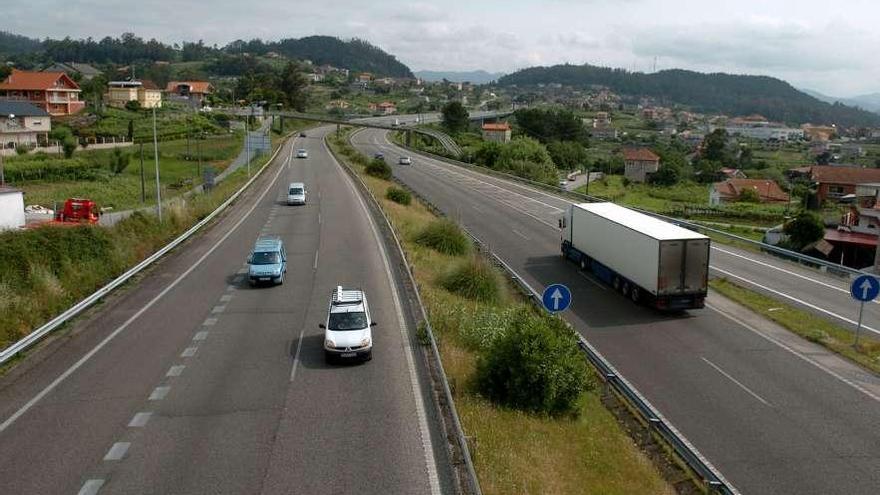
[804, 166, 880, 203]
[0, 70, 85, 116]
[713, 178, 790, 203]
[165, 81, 214, 106]
[623, 147, 660, 183]
[481, 122, 511, 143]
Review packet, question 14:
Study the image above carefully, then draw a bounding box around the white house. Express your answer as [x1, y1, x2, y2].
[0, 186, 25, 230]
[0, 101, 51, 149]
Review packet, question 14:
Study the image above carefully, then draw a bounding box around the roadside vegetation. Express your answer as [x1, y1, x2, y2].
[0, 132, 292, 354]
[711, 278, 880, 374]
[328, 127, 676, 494]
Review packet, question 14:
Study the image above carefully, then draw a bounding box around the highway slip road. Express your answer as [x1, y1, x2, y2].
[354, 127, 880, 495]
[0, 127, 450, 494]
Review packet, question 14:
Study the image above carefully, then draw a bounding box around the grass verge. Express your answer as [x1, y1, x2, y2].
[328, 128, 675, 495]
[711, 278, 880, 374]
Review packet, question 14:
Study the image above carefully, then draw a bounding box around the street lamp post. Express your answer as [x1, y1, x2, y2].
[245, 105, 251, 177]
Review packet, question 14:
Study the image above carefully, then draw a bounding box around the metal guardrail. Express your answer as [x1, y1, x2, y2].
[0, 131, 295, 365]
[348, 127, 740, 495]
[326, 130, 482, 495]
[396, 142, 866, 280]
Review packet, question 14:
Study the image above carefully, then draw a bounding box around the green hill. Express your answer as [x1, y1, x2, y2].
[498, 64, 880, 127]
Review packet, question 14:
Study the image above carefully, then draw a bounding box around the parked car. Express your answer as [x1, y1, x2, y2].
[296, 149, 308, 158]
[399, 156, 412, 165]
[287, 182, 306, 205]
[320, 286, 375, 362]
[374, 152, 384, 159]
[247, 237, 287, 286]
[299, 132, 307, 137]
[559, 180, 568, 188]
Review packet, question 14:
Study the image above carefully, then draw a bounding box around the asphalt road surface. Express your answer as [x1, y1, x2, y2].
[353, 127, 880, 495]
[0, 127, 451, 494]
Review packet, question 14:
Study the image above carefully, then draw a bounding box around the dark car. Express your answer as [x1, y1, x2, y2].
[374, 152, 384, 159]
[299, 132, 307, 137]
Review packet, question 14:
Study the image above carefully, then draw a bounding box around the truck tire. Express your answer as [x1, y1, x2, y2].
[613, 276, 622, 292]
[579, 257, 587, 271]
[630, 286, 641, 304]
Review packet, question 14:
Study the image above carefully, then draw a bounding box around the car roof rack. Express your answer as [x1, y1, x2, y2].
[331, 285, 363, 305]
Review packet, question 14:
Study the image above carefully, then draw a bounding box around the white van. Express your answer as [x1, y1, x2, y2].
[287, 182, 306, 205]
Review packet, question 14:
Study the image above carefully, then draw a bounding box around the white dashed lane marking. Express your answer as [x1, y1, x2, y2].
[181, 347, 198, 358]
[149, 386, 170, 401]
[77, 479, 104, 495]
[193, 331, 209, 341]
[211, 305, 226, 314]
[128, 412, 152, 428]
[166, 365, 185, 377]
[103, 442, 130, 461]
[203, 317, 218, 326]
[219, 294, 232, 303]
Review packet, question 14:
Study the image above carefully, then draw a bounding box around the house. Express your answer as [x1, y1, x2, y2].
[623, 148, 660, 183]
[377, 101, 397, 115]
[481, 122, 512, 143]
[0, 186, 25, 230]
[105, 80, 163, 109]
[793, 165, 880, 203]
[724, 115, 804, 141]
[0, 101, 51, 149]
[41, 62, 102, 81]
[165, 81, 214, 107]
[802, 124, 836, 142]
[0, 70, 85, 116]
[357, 72, 373, 83]
[304, 72, 325, 83]
[713, 178, 790, 204]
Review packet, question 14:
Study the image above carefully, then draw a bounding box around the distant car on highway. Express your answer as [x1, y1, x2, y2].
[373, 152, 384, 159]
[320, 286, 375, 363]
[296, 149, 308, 158]
[399, 156, 412, 165]
[287, 182, 306, 205]
[299, 132, 307, 137]
[247, 237, 287, 286]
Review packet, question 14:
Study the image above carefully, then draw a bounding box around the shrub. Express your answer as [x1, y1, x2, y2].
[125, 100, 141, 112]
[413, 218, 469, 256]
[441, 256, 503, 303]
[365, 157, 392, 179]
[476, 309, 592, 416]
[385, 186, 411, 205]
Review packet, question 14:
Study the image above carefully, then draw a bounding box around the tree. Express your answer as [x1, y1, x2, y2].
[280, 62, 308, 111]
[441, 101, 469, 134]
[474, 141, 502, 168]
[546, 141, 588, 170]
[514, 108, 588, 144]
[738, 187, 760, 203]
[107, 148, 131, 175]
[127, 119, 135, 142]
[50, 127, 78, 158]
[125, 100, 141, 112]
[703, 128, 729, 162]
[648, 163, 681, 186]
[784, 212, 825, 250]
[497, 136, 553, 169]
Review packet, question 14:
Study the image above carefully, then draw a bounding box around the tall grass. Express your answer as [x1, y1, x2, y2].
[413, 218, 470, 256]
[441, 256, 504, 304]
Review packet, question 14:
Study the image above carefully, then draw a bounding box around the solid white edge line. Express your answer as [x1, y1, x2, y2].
[707, 302, 880, 403]
[712, 266, 880, 336]
[700, 357, 772, 406]
[0, 140, 291, 435]
[326, 136, 442, 495]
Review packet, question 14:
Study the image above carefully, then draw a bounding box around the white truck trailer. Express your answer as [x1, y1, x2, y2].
[560, 202, 710, 310]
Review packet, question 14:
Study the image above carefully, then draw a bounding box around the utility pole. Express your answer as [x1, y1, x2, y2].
[140, 142, 146, 203]
[197, 133, 202, 179]
[245, 105, 251, 177]
[152, 107, 162, 222]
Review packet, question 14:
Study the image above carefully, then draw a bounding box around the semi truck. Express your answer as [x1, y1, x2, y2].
[560, 202, 710, 310]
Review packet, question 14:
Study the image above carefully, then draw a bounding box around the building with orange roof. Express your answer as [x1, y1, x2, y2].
[0, 69, 85, 116]
[165, 81, 214, 107]
[623, 147, 660, 183]
[481, 122, 511, 143]
[713, 178, 790, 204]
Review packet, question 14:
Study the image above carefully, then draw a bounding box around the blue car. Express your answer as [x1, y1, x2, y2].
[247, 237, 287, 286]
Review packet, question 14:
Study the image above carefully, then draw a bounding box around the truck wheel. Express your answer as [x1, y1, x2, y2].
[622, 281, 630, 296]
[630, 286, 641, 304]
[579, 257, 587, 271]
[613, 276, 621, 292]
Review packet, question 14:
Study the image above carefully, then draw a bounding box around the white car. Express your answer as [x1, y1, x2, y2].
[399, 156, 412, 165]
[296, 148, 308, 159]
[559, 180, 568, 188]
[287, 182, 306, 205]
[320, 286, 375, 362]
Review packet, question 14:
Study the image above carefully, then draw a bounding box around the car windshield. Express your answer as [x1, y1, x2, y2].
[289, 188, 303, 195]
[328, 311, 368, 331]
[251, 251, 280, 265]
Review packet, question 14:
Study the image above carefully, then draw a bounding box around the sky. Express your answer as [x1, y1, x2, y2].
[7, 0, 879, 97]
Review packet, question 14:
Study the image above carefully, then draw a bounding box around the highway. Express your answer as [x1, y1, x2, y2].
[0, 126, 451, 494]
[353, 127, 880, 495]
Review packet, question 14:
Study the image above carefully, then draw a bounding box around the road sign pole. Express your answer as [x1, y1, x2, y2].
[855, 300, 865, 349]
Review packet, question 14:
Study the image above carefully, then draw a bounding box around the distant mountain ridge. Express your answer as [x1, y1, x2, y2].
[415, 70, 504, 84]
[801, 88, 880, 114]
[498, 63, 880, 127]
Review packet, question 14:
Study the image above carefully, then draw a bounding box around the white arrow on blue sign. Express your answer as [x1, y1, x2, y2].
[542, 284, 572, 313]
[851, 275, 880, 302]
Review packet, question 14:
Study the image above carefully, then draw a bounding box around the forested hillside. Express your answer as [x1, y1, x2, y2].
[499, 63, 880, 127]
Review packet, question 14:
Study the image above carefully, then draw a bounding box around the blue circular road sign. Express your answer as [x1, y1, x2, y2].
[542, 284, 572, 313]
[851, 275, 880, 302]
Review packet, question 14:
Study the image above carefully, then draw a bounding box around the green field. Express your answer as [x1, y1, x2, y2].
[11, 133, 244, 212]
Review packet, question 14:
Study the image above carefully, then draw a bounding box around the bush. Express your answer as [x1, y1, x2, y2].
[125, 100, 141, 112]
[385, 186, 411, 205]
[365, 157, 392, 179]
[413, 218, 469, 256]
[441, 256, 502, 303]
[476, 309, 592, 416]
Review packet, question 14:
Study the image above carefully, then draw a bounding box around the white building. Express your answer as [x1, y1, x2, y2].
[723, 116, 804, 141]
[0, 101, 51, 149]
[0, 186, 25, 230]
